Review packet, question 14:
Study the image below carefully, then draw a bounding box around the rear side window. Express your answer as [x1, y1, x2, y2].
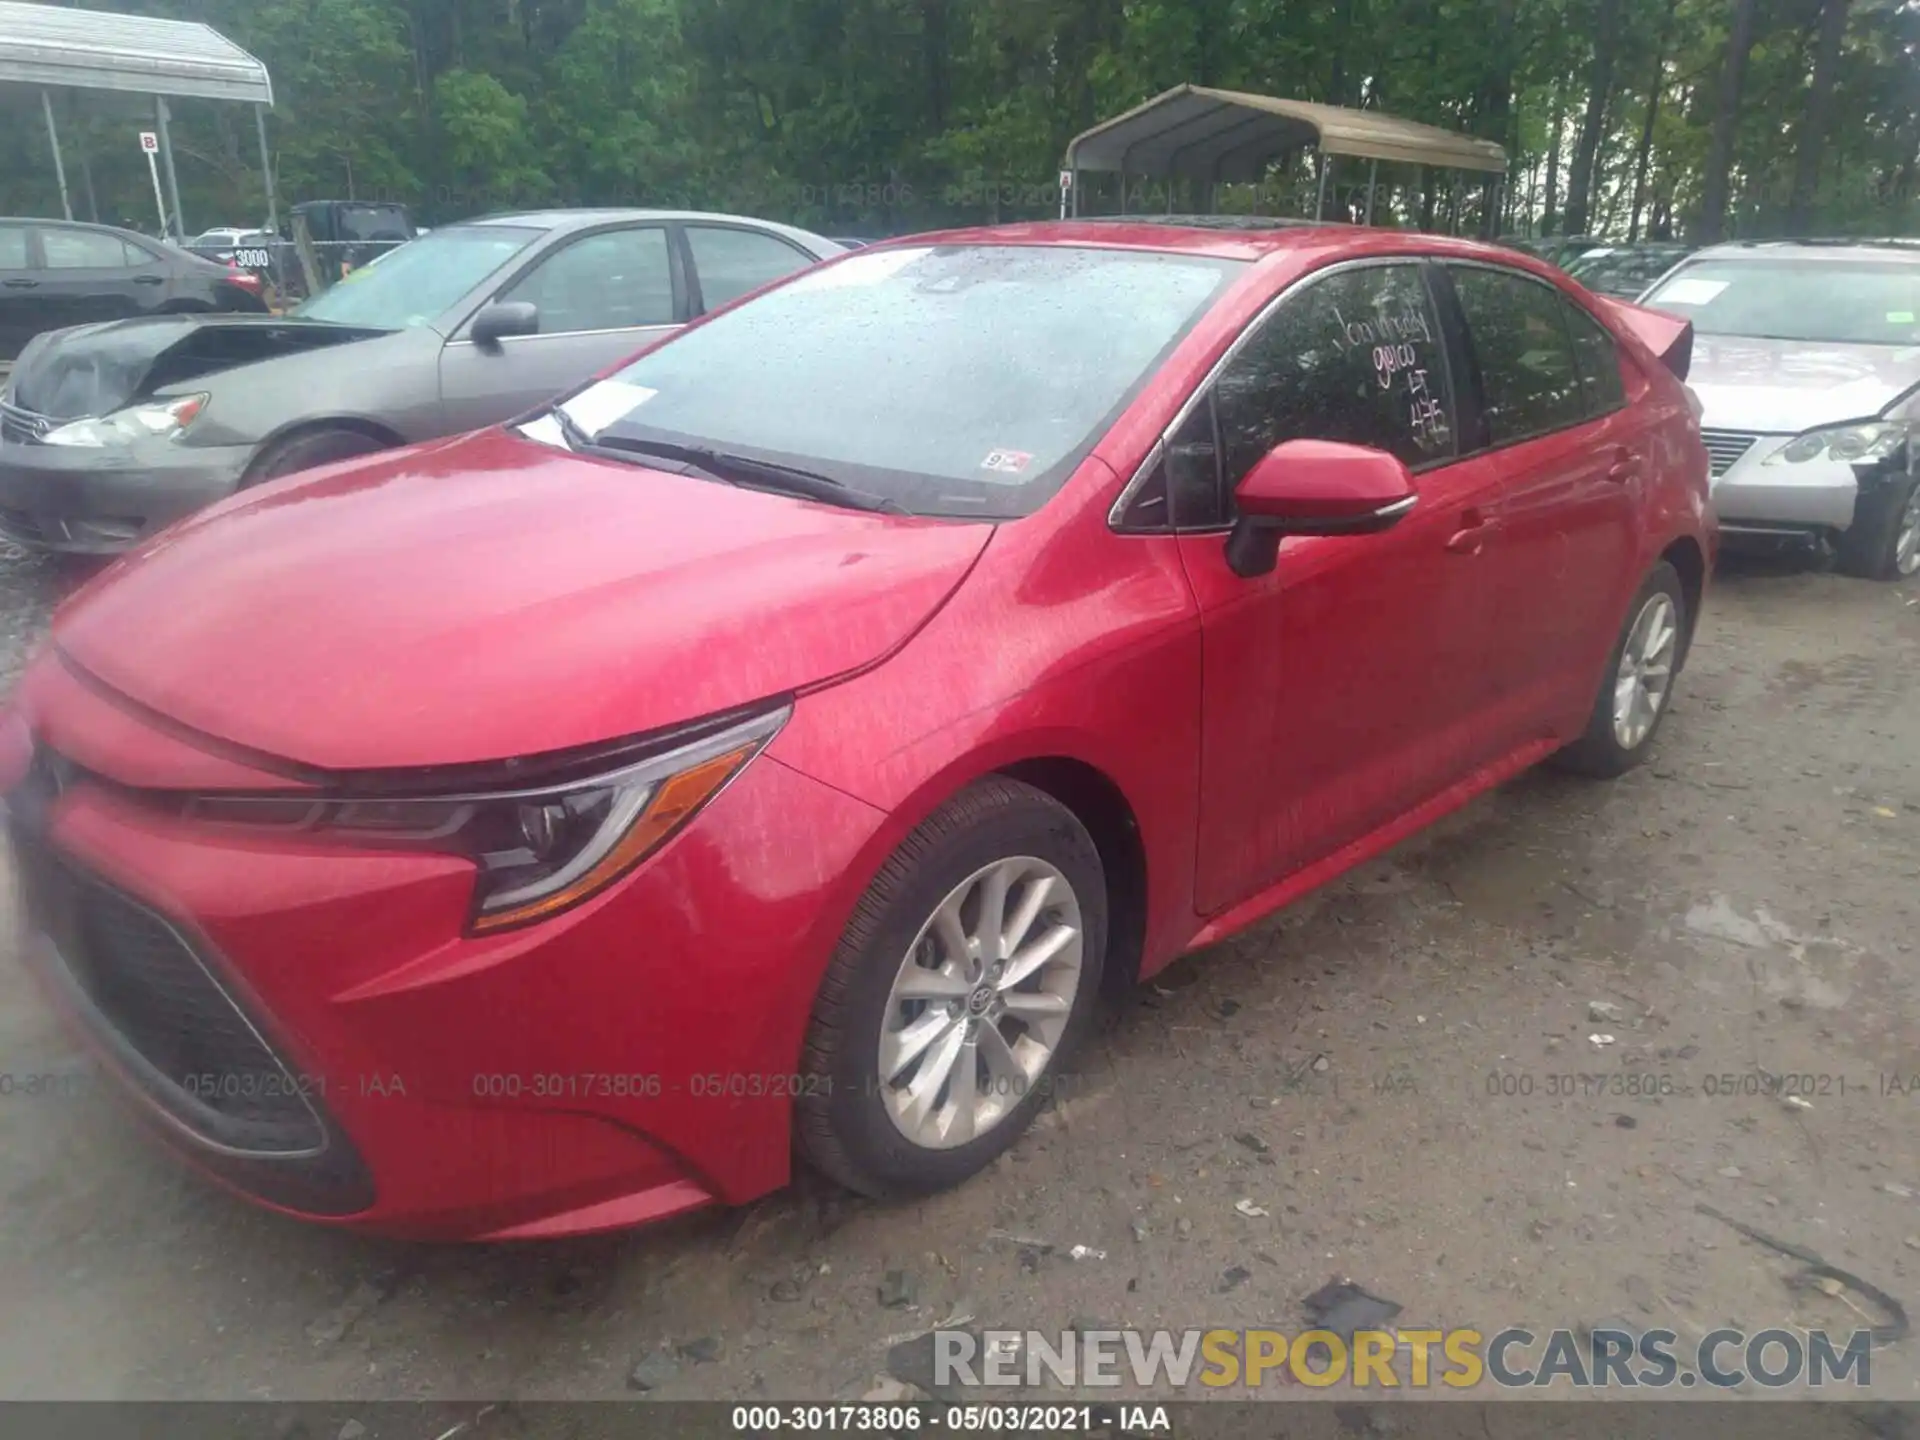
[686, 226, 812, 309]
[1563, 301, 1626, 415]
[40, 230, 134, 269]
[1448, 266, 1586, 445]
[0, 226, 28, 270]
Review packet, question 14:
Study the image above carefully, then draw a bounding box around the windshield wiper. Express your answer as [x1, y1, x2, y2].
[591, 431, 908, 515]
[546, 407, 736, 485]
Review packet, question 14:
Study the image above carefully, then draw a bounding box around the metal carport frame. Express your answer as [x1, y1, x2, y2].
[0, 1, 276, 238]
[1061, 84, 1508, 232]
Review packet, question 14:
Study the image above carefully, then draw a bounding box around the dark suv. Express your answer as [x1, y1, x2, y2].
[0, 219, 265, 361]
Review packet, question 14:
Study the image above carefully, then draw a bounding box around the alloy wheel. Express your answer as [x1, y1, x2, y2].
[1612, 592, 1678, 751]
[877, 855, 1083, 1150]
[1896, 484, 1920, 577]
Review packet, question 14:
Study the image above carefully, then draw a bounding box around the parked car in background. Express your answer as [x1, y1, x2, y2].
[1565, 242, 1693, 299]
[1, 223, 1712, 1237]
[0, 209, 841, 552]
[185, 226, 274, 262]
[1640, 239, 1920, 579]
[0, 218, 265, 362]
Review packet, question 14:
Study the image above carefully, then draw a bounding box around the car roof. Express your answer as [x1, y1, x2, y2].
[452, 208, 843, 254]
[0, 216, 152, 239]
[851, 218, 1540, 267]
[1686, 238, 1920, 264]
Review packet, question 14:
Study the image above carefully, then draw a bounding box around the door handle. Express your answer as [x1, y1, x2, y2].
[1606, 445, 1643, 483]
[1, 278, 37, 289]
[132, 274, 165, 286]
[1445, 509, 1498, 555]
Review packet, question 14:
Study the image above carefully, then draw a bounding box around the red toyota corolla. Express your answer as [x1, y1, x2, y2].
[2, 223, 1713, 1239]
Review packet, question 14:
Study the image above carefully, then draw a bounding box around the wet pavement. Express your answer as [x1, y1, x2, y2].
[0, 549, 1917, 1406]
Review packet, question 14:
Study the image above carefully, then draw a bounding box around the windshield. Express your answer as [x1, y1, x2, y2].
[291, 226, 540, 328]
[555, 244, 1242, 518]
[1643, 257, 1920, 344]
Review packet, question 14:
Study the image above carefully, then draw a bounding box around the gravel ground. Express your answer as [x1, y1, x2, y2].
[1, 549, 1918, 1412]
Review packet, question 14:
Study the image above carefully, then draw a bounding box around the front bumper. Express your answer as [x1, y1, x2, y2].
[0, 434, 254, 553]
[5, 728, 887, 1240]
[1708, 432, 1858, 535]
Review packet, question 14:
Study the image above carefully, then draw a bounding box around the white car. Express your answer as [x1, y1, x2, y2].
[1639, 240, 1920, 579]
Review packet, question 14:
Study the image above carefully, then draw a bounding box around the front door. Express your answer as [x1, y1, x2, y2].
[1173, 260, 1509, 916]
[438, 225, 682, 434]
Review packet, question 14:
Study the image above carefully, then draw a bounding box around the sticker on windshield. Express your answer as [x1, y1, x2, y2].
[1654, 278, 1728, 306]
[790, 246, 933, 292]
[980, 449, 1033, 475]
[561, 380, 658, 439]
[1889, 311, 1916, 324]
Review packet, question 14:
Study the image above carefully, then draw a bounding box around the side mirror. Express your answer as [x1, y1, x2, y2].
[1224, 439, 1417, 578]
[470, 301, 540, 351]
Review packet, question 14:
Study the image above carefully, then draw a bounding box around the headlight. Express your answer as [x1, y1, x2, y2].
[180, 705, 788, 932]
[42, 393, 208, 448]
[1765, 421, 1906, 466]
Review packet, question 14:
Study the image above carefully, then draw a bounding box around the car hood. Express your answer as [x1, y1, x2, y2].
[1686, 333, 1920, 433]
[52, 430, 994, 773]
[7, 314, 392, 420]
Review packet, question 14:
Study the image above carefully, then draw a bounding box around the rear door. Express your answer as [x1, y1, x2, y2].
[0, 224, 44, 359]
[437, 224, 683, 434]
[32, 227, 152, 331]
[1441, 263, 1641, 741]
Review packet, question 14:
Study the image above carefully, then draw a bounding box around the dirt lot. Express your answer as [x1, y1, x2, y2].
[0, 547, 1917, 1413]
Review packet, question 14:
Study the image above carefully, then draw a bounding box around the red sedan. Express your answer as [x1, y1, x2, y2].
[2, 223, 1713, 1239]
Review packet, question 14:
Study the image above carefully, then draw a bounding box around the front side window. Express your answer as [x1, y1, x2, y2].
[553, 244, 1242, 519]
[1152, 262, 1454, 528]
[687, 226, 813, 309]
[1449, 266, 1587, 445]
[40, 230, 132, 269]
[502, 228, 674, 333]
[1642, 257, 1920, 345]
[291, 225, 540, 328]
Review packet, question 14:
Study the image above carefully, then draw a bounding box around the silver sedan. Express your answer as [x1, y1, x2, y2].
[0, 210, 842, 553]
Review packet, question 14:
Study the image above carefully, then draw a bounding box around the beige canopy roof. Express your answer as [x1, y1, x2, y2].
[1065, 85, 1508, 180]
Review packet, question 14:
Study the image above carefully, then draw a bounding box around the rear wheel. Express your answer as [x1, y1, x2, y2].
[1837, 471, 1920, 581]
[246, 427, 389, 485]
[795, 778, 1106, 1198]
[1554, 561, 1685, 778]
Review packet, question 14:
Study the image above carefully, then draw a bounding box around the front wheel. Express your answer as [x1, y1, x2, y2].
[794, 778, 1107, 1198]
[1553, 560, 1686, 778]
[1838, 471, 1920, 581]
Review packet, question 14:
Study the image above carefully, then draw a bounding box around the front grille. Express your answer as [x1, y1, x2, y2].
[6, 744, 376, 1213]
[11, 831, 325, 1150]
[1701, 428, 1762, 477]
[0, 401, 49, 445]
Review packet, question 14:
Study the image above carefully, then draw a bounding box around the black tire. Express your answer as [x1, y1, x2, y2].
[794, 777, 1107, 1199]
[246, 427, 389, 485]
[1553, 560, 1686, 779]
[1837, 469, 1920, 581]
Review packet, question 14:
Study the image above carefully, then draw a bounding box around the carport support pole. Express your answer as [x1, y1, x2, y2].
[155, 96, 186, 241]
[255, 105, 278, 233]
[1364, 160, 1378, 224]
[41, 91, 72, 222]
